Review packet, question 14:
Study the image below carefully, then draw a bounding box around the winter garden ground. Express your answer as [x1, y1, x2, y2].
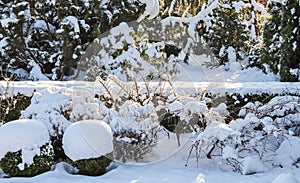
[0, 62, 300, 183]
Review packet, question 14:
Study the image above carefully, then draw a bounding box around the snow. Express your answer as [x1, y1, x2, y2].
[137, 0, 159, 22]
[274, 136, 300, 167]
[62, 120, 113, 161]
[33, 20, 56, 33]
[29, 61, 50, 81]
[167, 100, 183, 115]
[0, 119, 50, 169]
[233, 1, 246, 13]
[174, 54, 280, 83]
[272, 173, 300, 183]
[62, 16, 80, 33]
[109, 101, 159, 132]
[199, 121, 232, 141]
[227, 46, 236, 63]
[242, 156, 265, 175]
[0, 18, 18, 28]
[1, 139, 299, 183]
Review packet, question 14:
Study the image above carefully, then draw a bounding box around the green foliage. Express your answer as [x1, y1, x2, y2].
[67, 153, 113, 176]
[199, 0, 264, 66]
[261, 1, 282, 74]
[261, 1, 300, 81]
[223, 93, 277, 122]
[83, 22, 178, 81]
[279, 1, 300, 82]
[204, 6, 250, 64]
[0, 144, 54, 177]
[0, 93, 32, 123]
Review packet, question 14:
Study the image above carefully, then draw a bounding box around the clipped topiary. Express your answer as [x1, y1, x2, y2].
[62, 120, 113, 176]
[0, 119, 54, 177]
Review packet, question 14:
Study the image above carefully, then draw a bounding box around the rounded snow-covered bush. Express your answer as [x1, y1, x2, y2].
[62, 120, 113, 176]
[0, 119, 54, 177]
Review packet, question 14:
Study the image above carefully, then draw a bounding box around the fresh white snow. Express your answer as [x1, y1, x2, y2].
[137, 0, 160, 22]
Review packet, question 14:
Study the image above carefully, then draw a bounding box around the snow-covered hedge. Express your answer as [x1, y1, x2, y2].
[0, 119, 54, 177]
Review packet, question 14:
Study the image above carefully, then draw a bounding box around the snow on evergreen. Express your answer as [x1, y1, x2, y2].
[0, 119, 50, 169]
[137, 0, 160, 22]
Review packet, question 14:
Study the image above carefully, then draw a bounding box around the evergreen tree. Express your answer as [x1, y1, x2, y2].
[279, 0, 300, 81]
[202, 0, 250, 65]
[261, 1, 281, 74]
[262, 0, 300, 81]
[0, 1, 33, 76]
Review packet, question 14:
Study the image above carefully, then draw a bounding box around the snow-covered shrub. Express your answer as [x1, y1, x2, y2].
[106, 100, 161, 162]
[62, 120, 113, 176]
[0, 78, 32, 123]
[0, 93, 32, 123]
[187, 94, 300, 174]
[226, 95, 300, 171]
[21, 88, 72, 137]
[20, 87, 110, 162]
[20, 88, 72, 161]
[70, 89, 107, 121]
[96, 74, 183, 162]
[0, 119, 54, 177]
[223, 92, 277, 121]
[82, 22, 178, 81]
[161, 95, 212, 146]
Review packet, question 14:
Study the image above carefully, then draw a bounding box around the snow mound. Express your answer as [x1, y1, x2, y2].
[62, 120, 113, 161]
[242, 156, 265, 175]
[272, 173, 300, 183]
[274, 136, 300, 167]
[52, 162, 79, 175]
[0, 119, 50, 167]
